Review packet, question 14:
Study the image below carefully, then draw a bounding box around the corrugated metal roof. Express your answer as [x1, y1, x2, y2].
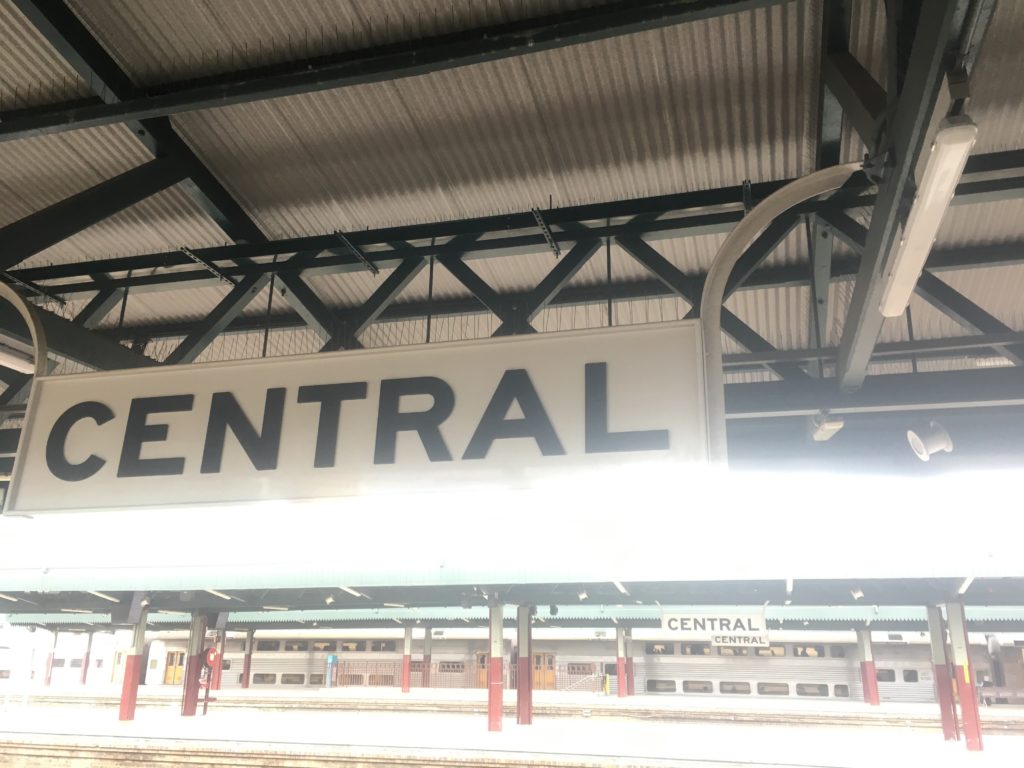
[962, 0, 1024, 154]
[0, 1, 92, 110]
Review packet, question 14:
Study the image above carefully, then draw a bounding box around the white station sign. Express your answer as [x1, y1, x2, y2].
[661, 611, 769, 647]
[6, 321, 708, 514]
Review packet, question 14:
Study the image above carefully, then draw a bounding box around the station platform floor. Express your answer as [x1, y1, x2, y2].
[1, 687, 1022, 766]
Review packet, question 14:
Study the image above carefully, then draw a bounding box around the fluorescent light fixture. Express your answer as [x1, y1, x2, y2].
[261, 605, 289, 611]
[204, 589, 232, 601]
[879, 115, 978, 318]
[577, 590, 588, 601]
[324, 595, 335, 605]
[850, 588, 864, 601]
[392, 618, 402, 625]
[87, 590, 120, 603]
[613, 581, 629, 595]
[60, 608, 92, 614]
[0, 342, 36, 375]
[157, 609, 189, 615]
[958, 576, 975, 595]
[0, 593, 18, 602]
[612, 617, 619, 624]
[809, 411, 844, 442]
[382, 602, 406, 608]
[338, 586, 364, 598]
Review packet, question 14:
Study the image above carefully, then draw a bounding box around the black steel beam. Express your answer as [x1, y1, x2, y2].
[2, 0, 786, 141]
[276, 254, 338, 343]
[321, 257, 425, 352]
[721, 215, 799, 300]
[726, 366, 1024, 417]
[164, 274, 270, 365]
[836, 0, 971, 391]
[493, 239, 601, 336]
[913, 271, 1024, 364]
[821, 50, 887, 148]
[0, 159, 186, 271]
[616, 235, 808, 380]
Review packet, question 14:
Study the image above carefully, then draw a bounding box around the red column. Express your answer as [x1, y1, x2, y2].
[927, 606, 960, 741]
[401, 626, 413, 693]
[488, 602, 504, 731]
[625, 630, 635, 696]
[118, 611, 148, 721]
[421, 629, 432, 689]
[80, 631, 94, 686]
[615, 626, 627, 698]
[181, 614, 207, 717]
[42, 631, 59, 687]
[857, 629, 880, 705]
[240, 629, 254, 689]
[947, 603, 983, 751]
[516, 605, 532, 725]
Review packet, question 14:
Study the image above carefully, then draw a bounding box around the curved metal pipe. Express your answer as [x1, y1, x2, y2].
[0, 283, 48, 379]
[701, 163, 862, 464]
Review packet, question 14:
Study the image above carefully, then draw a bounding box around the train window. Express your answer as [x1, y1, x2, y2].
[720, 681, 751, 694]
[887, 634, 904, 641]
[312, 641, 337, 652]
[284, 640, 309, 652]
[281, 673, 305, 685]
[876, 668, 896, 682]
[755, 646, 786, 657]
[796, 683, 829, 696]
[368, 674, 394, 686]
[370, 640, 397, 652]
[829, 646, 847, 658]
[69, 659, 82, 668]
[567, 663, 595, 675]
[793, 645, 825, 658]
[439, 662, 465, 673]
[834, 684, 850, 697]
[903, 670, 920, 683]
[645, 643, 674, 655]
[52, 659, 65, 668]
[717, 647, 750, 656]
[221, 660, 231, 670]
[410, 661, 425, 672]
[340, 641, 366, 652]
[309, 674, 325, 685]
[253, 673, 277, 684]
[757, 682, 790, 695]
[256, 640, 280, 652]
[341, 674, 364, 685]
[683, 680, 713, 693]
[604, 663, 618, 676]
[681, 643, 711, 656]
[646, 679, 677, 692]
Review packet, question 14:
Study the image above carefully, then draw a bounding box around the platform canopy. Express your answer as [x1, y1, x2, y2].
[0, 0, 1021, 479]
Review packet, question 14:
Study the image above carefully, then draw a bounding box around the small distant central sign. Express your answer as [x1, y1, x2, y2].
[660, 611, 769, 647]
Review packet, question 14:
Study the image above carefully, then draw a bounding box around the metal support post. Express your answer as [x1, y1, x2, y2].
[856, 628, 880, 705]
[240, 629, 254, 689]
[616, 626, 627, 698]
[401, 626, 413, 693]
[516, 605, 532, 725]
[488, 602, 504, 731]
[625, 629, 636, 696]
[44, 631, 57, 687]
[181, 614, 208, 716]
[118, 609, 148, 721]
[422, 629, 432, 689]
[210, 630, 225, 690]
[80, 631, 93, 685]
[947, 603, 983, 751]
[927, 605, 960, 741]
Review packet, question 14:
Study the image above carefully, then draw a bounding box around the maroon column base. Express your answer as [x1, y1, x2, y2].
[181, 653, 203, 717]
[516, 657, 532, 724]
[240, 651, 252, 689]
[860, 660, 880, 705]
[934, 663, 960, 741]
[626, 657, 635, 696]
[488, 657, 503, 732]
[956, 664, 983, 751]
[401, 654, 411, 693]
[118, 654, 143, 721]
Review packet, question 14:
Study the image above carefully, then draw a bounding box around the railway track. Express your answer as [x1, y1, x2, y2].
[11, 693, 1024, 732]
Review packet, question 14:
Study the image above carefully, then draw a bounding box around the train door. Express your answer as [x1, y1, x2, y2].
[164, 651, 186, 685]
[475, 652, 488, 687]
[533, 653, 556, 690]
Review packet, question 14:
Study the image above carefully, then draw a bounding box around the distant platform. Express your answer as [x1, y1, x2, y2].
[1, 688, 1023, 767]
